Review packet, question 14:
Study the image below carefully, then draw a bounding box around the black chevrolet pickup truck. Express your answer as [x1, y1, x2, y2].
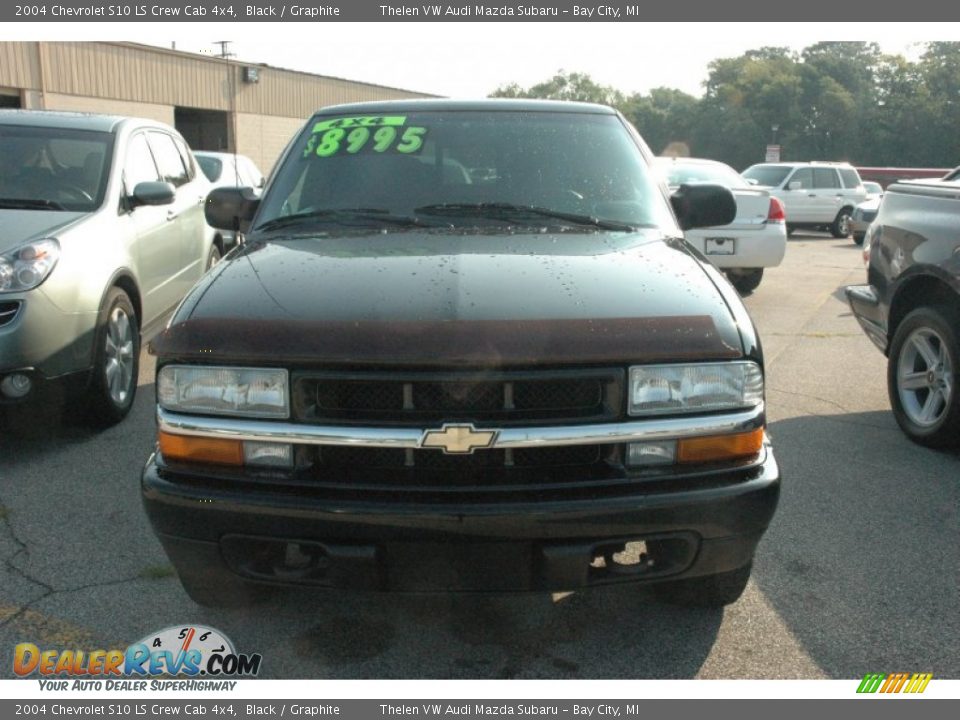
[143, 100, 780, 607]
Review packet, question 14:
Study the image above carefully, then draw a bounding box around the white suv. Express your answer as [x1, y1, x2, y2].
[742, 162, 866, 238]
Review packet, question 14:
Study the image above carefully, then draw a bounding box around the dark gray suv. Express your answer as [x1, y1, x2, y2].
[845, 179, 960, 448]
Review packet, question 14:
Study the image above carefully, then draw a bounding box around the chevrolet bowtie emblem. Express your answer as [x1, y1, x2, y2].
[420, 424, 498, 454]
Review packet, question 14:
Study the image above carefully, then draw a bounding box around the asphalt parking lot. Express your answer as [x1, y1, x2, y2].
[1, 231, 957, 680]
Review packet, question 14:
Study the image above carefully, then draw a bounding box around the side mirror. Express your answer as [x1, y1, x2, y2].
[205, 186, 260, 233]
[670, 183, 736, 231]
[131, 181, 175, 207]
[787, 180, 802, 191]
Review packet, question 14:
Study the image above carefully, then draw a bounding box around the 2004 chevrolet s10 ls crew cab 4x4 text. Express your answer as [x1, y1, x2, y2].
[142, 100, 781, 607]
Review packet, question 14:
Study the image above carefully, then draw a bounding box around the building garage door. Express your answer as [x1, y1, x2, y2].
[175, 107, 229, 152]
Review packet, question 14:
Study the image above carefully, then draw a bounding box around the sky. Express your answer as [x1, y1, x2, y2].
[9, 22, 956, 99]
[134, 22, 958, 99]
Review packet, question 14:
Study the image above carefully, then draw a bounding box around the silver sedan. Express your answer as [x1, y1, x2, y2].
[0, 110, 217, 424]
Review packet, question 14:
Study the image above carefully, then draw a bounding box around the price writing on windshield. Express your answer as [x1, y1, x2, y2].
[303, 116, 427, 158]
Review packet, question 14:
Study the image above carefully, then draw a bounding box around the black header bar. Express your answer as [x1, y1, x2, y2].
[4, 0, 960, 22]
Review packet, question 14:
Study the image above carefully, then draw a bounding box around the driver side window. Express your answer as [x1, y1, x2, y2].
[124, 133, 160, 196]
[789, 168, 813, 189]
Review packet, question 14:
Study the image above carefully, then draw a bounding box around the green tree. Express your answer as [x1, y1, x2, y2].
[490, 70, 625, 106]
[622, 88, 699, 155]
[487, 42, 960, 169]
[698, 48, 803, 167]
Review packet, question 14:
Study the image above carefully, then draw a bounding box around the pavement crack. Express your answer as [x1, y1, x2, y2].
[0, 572, 146, 632]
[768, 388, 896, 430]
[0, 495, 148, 631]
[0, 492, 58, 631]
[768, 386, 853, 415]
[763, 266, 866, 371]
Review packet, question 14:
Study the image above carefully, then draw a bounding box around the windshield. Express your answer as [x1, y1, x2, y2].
[742, 164, 792, 188]
[656, 159, 746, 188]
[256, 110, 674, 231]
[0, 125, 114, 211]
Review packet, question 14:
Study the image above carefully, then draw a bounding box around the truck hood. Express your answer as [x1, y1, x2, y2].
[153, 230, 745, 367]
[0, 209, 87, 254]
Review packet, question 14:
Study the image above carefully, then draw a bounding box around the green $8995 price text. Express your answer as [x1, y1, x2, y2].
[303, 115, 427, 158]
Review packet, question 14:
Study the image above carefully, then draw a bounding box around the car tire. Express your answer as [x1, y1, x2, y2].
[786, 224, 796, 237]
[853, 232, 865, 246]
[887, 305, 960, 449]
[206, 242, 222, 271]
[85, 288, 139, 426]
[830, 208, 853, 238]
[728, 268, 763, 295]
[653, 563, 752, 608]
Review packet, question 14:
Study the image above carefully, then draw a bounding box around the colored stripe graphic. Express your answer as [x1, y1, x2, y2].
[888, 673, 910, 693]
[905, 673, 933, 694]
[857, 672, 932, 693]
[857, 673, 885, 693]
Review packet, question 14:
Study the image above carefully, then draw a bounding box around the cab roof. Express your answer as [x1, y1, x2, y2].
[0, 109, 163, 133]
[314, 99, 619, 116]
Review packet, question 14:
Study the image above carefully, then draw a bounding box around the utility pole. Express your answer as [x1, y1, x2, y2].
[213, 41, 234, 59]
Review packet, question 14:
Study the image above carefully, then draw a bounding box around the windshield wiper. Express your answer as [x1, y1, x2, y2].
[256, 208, 439, 232]
[0, 197, 67, 211]
[414, 203, 638, 232]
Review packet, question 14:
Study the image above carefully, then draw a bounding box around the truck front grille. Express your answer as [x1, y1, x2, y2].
[293, 369, 623, 426]
[301, 443, 622, 496]
[317, 444, 603, 471]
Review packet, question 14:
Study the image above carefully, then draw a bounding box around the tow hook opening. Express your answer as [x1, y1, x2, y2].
[220, 535, 381, 589]
[276, 542, 330, 578]
[538, 532, 698, 587]
[590, 541, 655, 574]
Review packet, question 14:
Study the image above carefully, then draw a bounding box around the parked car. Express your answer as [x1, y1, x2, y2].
[742, 161, 867, 238]
[143, 99, 781, 608]
[193, 151, 266, 252]
[862, 181, 884, 200]
[845, 179, 960, 448]
[194, 151, 265, 190]
[851, 196, 882, 246]
[0, 110, 218, 424]
[654, 157, 787, 294]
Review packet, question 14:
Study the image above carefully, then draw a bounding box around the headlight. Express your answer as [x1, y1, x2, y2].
[628, 362, 763, 416]
[158, 366, 289, 418]
[0, 239, 60, 293]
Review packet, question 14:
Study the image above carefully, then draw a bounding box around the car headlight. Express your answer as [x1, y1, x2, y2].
[628, 362, 763, 416]
[158, 365, 289, 418]
[0, 239, 60, 293]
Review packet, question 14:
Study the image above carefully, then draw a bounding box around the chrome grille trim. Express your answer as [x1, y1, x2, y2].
[157, 405, 764, 449]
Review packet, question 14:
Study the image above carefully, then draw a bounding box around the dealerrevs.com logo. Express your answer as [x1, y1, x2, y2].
[14, 625, 262, 690]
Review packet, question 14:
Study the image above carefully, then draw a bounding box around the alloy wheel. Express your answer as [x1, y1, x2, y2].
[897, 327, 954, 427]
[104, 306, 135, 406]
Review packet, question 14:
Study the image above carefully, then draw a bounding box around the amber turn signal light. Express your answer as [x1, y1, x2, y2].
[677, 427, 764, 464]
[158, 431, 244, 466]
